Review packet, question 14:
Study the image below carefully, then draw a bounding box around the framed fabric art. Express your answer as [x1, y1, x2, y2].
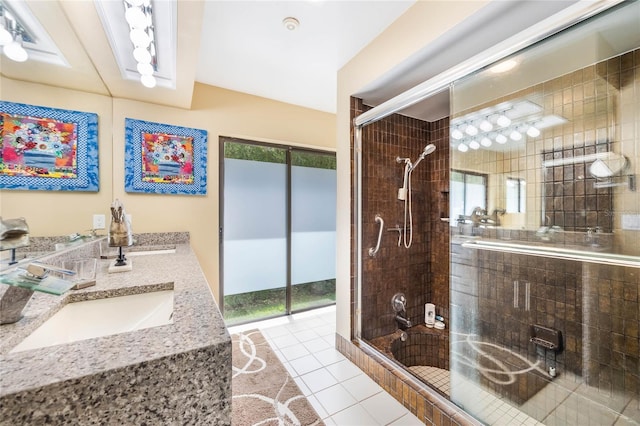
[0, 101, 99, 191]
[124, 118, 208, 195]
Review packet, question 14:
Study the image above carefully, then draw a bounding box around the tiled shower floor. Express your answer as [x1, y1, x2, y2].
[409, 364, 638, 426]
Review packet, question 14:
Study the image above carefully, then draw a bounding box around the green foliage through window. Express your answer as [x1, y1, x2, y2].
[223, 139, 335, 170]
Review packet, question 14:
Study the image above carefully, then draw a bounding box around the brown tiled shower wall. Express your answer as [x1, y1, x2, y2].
[354, 98, 451, 341]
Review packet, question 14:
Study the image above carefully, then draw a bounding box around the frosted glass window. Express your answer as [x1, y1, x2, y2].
[223, 158, 286, 296]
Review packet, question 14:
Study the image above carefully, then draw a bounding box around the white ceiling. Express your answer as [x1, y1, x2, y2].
[195, 0, 416, 114]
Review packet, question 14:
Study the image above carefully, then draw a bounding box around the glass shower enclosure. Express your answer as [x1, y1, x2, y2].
[449, 2, 639, 424]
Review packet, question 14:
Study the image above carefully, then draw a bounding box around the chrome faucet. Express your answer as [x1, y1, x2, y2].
[395, 313, 412, 330]
[0, 263, 73, 324]
[391, 292, 412, 330]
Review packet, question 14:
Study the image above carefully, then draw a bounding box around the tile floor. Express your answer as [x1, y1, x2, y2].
[228, 306, 640, 426]
[228, 305, 424, 426]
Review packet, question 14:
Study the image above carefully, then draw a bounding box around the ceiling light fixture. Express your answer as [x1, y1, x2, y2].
[123, 0, 157, 88]
[0, 5, 29, 63]
[283, 17, 300, 31]
[495, 134, 508, 144]
[469, 140, 480, 150]
[457, 143, 469, 152]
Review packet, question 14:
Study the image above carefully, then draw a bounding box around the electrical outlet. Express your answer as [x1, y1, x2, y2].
[93, 214, 106, 230]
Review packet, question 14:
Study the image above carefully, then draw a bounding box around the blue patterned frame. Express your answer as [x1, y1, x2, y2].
[0, 101, 99, 192]
[124, 118, 208, 195]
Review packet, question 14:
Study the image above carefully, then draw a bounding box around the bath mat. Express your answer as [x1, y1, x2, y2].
[231, 329, 324, 426]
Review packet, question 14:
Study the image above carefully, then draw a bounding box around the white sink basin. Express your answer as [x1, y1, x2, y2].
[11, 290, 174, 353]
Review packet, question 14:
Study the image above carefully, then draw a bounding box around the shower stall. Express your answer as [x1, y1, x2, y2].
[351, 2, 639, 425]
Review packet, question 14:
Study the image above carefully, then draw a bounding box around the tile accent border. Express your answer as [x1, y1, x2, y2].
[335, 333, 481, 426]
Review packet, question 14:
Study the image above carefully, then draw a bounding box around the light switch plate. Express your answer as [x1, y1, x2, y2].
[93, 214, 106, 230]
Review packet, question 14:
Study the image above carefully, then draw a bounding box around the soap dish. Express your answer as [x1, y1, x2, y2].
[434, 320, 445, 330]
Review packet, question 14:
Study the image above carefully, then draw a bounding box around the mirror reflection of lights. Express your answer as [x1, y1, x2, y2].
[497, 115, 511, 127]
[450, 100, 567, 151]
[479, 119, 493, 132]
[458, 143, 469, 152]
[480, 137, 492, 147]
[469, 140, 480, 150]
[465, 124, 478, 136]
[526, 126, 541, 137]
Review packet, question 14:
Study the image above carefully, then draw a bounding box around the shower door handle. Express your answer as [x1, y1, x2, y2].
[368, 214, 384, 257]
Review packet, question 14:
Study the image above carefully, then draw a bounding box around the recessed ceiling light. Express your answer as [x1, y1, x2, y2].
[283, 17, 299, 31]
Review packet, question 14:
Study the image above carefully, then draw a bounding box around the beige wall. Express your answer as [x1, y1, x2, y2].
[1, 78, 335, 303]
[335, 1, 490, 340]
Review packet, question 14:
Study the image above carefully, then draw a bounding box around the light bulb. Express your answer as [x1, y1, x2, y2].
[465, 124, 478, 136]
[457, 143, 469, 152]
[125, 7, 147, 29]
[3, 37, 28, 62]
[130, 28, 150, 48]
[451, 128, 463, 140]
[469, 140, 480, 150]
[495, 134, 507, 144]
[526, 126, 541, 138]
[480, 137, 492, 147]
[479, 119, 493, 132]
[141, 74, 156, 88]
[133, 46, 152, 64]
[497, 115, 511, 127]
[510, 130, 522, 141]
[137, 62, 154, 76]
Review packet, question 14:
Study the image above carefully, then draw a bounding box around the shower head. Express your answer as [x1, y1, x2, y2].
[422, 144, 436, 156]
[410, 144, 436, 170]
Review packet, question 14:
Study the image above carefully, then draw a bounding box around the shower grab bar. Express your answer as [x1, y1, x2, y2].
[368, 214, 384, 257]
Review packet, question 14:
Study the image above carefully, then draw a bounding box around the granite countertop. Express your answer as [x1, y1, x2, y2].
[0, 236, 229, 397]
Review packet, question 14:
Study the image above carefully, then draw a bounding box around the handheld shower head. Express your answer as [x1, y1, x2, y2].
[411, 144, 436, 170]
[423, 144, 436, 156]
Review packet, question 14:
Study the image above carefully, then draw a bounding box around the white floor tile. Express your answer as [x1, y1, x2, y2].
[326, 359, 364, 382]
[342, 373, 382, 401]
[279, 343, 311, 361]
[387, 413, 424, 426]
[313, 347, 347, 366]
[304, 336, 332, 352]
[300, 368, 339, 393]
[270, 333, 300, 349]
[315, 383, 358, 415]
[360, 391, 412, 426]
[294, 328, 320, 342]
[307, 394, 330, 420]
[289, 354, 323, 376]
[330, 403, 379, 426]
